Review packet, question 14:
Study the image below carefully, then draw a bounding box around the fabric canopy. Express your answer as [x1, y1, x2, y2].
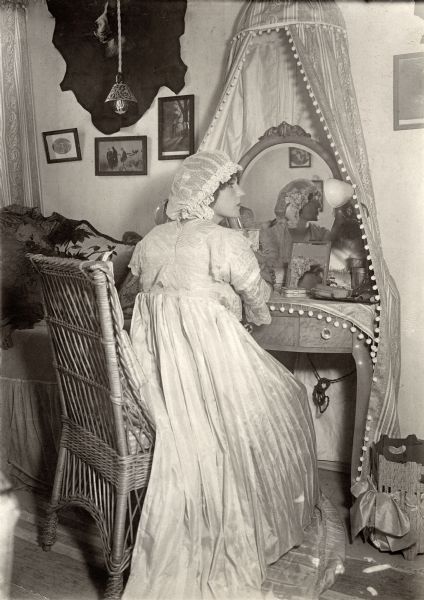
[200, 1, 400, 506]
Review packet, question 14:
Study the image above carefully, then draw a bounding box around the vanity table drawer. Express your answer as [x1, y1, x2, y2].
[298, 317, 352, 350]
[252, 316, 297, 350]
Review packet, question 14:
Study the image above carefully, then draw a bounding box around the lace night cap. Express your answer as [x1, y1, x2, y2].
[166, 150, 242, 221]
[275, 179, 322, 228]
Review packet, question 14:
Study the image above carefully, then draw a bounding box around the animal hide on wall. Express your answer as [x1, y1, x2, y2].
[47, 0, 187, 134]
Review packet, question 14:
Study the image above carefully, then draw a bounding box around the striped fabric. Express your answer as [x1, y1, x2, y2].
[287, 22, 401, 458]
[200, 0, 401, 490]
[235, 0, 346, 32]
[0, 0, 41, 208]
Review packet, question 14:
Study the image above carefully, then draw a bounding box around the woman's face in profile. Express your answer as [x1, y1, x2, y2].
[212, 176, 244, 222]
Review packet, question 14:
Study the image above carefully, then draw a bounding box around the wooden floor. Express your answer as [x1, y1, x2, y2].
[7, 469, 424, 600]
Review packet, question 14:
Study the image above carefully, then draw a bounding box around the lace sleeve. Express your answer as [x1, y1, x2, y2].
[227, 231, 272, 326]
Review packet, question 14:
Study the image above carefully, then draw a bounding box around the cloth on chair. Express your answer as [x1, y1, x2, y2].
[0, 204, 135, 344]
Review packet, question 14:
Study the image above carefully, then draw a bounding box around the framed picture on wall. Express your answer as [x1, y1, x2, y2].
[94, 136, 147, 176]
[289, 146, 311, 168]
[42, 128, 82, 163]
[287, 241, 331, 290]
[158, 94, 195, 160]
[393, 52, 424, 130]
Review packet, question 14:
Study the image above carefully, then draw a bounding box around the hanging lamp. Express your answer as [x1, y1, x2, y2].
[105, 0, 137, 115]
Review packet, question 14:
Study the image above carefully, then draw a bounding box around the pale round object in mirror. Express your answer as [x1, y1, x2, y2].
[323, 179, 353, 208]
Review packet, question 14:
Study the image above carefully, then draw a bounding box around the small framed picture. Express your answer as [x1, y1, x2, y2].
[95, 136, 147, 176]
[42, 128, 81, 164]
[311, 179, 324, 211]
[287, 241, 331, 290]
[158, 94, 194, 160]
[289, 146, 311, 168]
[393, 52, 424, 130]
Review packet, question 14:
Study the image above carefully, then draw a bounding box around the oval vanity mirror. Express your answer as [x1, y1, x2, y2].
[237, 122, 340, 231]
[232, 122, 366, 294]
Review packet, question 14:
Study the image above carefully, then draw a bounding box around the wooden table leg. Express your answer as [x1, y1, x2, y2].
[351, 339, 373, 486]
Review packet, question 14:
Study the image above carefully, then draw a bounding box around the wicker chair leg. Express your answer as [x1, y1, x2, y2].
[103, 493, 128, 600]
[104, 573, 123, 600]
[41, 445, 66, 552]
[41, 511, 59, 551]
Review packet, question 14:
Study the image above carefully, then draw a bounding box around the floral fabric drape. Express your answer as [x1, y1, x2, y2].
[0, 0, 41, 207]
[200, 0, 401, 491]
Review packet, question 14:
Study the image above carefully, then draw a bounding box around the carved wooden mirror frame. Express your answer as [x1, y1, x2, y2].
[230, 122, 341, 232]
[238, 121, 340, 178]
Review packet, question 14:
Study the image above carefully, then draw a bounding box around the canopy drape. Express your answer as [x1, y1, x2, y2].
[0, 0, 41, 207]
[200, 0, 400, 504]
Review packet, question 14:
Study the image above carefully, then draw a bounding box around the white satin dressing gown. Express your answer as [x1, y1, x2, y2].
[123, 219, 330, 600]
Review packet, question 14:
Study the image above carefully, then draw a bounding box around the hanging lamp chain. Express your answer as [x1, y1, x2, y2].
[117, 0, 122, 74]
[104, 0, 137, 110]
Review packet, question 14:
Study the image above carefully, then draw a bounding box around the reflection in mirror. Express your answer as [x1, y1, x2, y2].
[236, 123, 367, 295]
[240, 143, 335, 230]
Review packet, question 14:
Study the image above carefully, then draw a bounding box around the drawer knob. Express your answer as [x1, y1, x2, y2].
[321, 327, 332, 340]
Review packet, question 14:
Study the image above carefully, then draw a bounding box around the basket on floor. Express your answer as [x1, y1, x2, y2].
[371, 434, 424, 559]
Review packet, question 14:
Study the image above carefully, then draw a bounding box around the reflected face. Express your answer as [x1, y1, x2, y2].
[300, 198, 320, 221]
[239, 142, 335, 230]
[212, 176, 245, 223]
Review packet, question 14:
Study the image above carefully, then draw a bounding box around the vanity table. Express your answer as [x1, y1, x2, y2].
[251, 293, 375, 485]
[233, 124, 379, 486]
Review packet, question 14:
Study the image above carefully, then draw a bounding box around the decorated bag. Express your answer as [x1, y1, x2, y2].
[351, 434, 424, 559]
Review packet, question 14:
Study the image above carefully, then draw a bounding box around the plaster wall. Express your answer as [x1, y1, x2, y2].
[26, 1, 424, 438]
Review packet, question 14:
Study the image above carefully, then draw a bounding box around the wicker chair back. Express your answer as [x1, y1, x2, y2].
[29, 253, 154, 599]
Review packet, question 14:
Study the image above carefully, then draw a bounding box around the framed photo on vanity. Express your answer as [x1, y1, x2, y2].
[287, 241, 331, 290]
[42, 128, 82, 163]
[94, 136, 147, 176]
[158, 94, 194, 160]
[393, 52, 424, 130]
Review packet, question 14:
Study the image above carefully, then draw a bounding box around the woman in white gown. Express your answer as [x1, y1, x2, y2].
[123, 151, 343, 600]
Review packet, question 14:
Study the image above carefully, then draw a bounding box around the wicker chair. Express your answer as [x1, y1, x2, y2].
[29, 254, 155, 599]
